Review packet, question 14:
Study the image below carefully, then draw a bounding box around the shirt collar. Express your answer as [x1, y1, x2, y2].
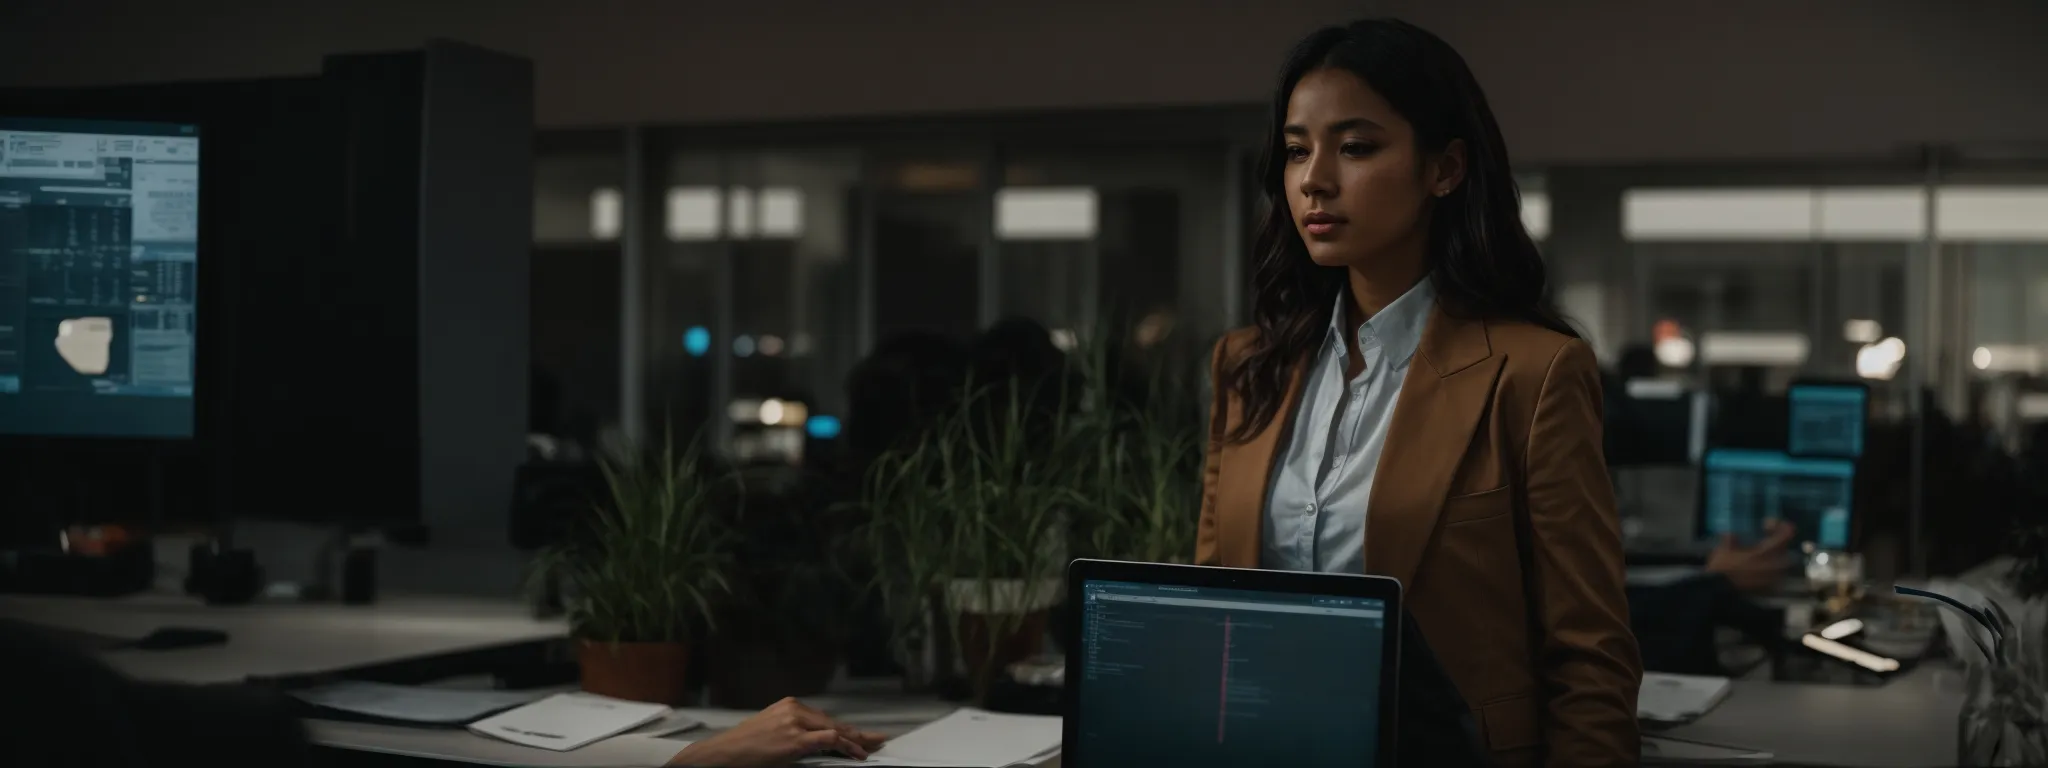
[1325, 277, 1436, 364]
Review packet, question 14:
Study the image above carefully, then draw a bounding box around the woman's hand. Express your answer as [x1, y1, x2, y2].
[666, 697, 887, 767]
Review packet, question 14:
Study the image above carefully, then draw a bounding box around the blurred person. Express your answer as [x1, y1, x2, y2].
[0, 617, 883, 768]
[1196, 19, 1640, 767]
[1703, 519, 1798, 593]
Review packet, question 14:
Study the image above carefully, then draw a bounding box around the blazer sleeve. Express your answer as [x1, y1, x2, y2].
[1194, 336, 1229, 566]
[1523, 339, 1643, 767]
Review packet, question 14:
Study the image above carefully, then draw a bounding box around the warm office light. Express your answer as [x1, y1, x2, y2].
[1521, 192, 1551, 240]
[1973, 344, 2043, 374]
[1801, 633, 1899, 673]
[589, 187, 623, 240]
[1653, 336, 1695, 368]
[759, 399, 786, 427]
[1843, 319, 1882, 344]
[1856, 337, 1906, 380]
[1819, 618, 1865, 641]
[758, 335, 785, 357]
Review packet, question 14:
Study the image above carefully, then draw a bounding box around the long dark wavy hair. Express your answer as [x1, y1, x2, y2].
[1224, 18, 1574, 445]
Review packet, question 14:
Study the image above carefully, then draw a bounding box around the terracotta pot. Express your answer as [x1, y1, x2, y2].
[577, 639, 692, 705]
[705, 631, 840, 709]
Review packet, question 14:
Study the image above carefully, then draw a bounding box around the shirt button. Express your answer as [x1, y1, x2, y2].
[1305, 503, 1318, 516]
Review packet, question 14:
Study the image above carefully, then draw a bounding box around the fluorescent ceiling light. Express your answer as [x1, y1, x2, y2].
[997, 187, 1098, 241]
[1698, 331, 1809, 366]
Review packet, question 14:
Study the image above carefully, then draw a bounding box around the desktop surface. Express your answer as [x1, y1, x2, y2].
[1701, 449, 1853, 549]
[1069, 576, 1391, 768]
[0, 117, 200, 438]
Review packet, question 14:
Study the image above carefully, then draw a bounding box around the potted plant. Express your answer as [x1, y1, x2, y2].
[528, 436, 736, 705]
[703, 473, 854, 708]
[1072, 334, 1207, 566]
[859, 377, 1080, 704]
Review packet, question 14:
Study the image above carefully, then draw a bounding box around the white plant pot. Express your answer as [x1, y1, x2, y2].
[944, 578, 1064, 616]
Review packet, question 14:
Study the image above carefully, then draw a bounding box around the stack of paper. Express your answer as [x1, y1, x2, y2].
[468, 693, 681, 751]
[1637, 672, 1733, 723]
[802, 708, 1062, 767]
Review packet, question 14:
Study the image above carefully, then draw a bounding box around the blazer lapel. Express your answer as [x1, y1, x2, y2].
[1364, 307, 1502, 591]
[1215, 356, 1308, 568]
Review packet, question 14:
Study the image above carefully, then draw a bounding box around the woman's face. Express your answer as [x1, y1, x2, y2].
[1281, 67, 1461, 269]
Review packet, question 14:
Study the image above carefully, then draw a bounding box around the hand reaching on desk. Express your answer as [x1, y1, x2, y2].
[1706, 519, 1798, 594]
[667, 697, 888, 766]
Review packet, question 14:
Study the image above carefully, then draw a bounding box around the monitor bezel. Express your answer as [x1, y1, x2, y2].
[1693, 446, 1858, 549]
[0, 112, 209, 445]
[1061, 558, 1404, 768]
[1784, 378, 1872, 460]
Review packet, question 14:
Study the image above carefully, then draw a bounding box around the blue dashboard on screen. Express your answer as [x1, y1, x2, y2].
[1702, 448, 1853, 549]
[1788, 384, 1867, 458]
[1074, 579, 1389, 768]
[0, 118, 199, 438]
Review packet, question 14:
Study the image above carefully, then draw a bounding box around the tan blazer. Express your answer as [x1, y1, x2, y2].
[1196, 306, 1642, 768]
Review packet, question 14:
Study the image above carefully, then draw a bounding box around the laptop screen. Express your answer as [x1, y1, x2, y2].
[1074, 579, 1391, 767]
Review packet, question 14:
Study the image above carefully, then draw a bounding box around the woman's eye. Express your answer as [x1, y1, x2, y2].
[1285, 145, 1310, 160]
[1341, 142, 1376, 157]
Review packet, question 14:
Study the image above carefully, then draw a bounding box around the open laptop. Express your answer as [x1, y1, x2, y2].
[1061, 559, 1402, 768]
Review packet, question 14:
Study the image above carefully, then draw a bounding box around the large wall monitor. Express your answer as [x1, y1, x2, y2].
[0, 118, 199, 438]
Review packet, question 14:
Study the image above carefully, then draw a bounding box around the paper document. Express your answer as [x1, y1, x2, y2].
[1637, 672, 1733, 723]
[468, 692, 671, 752]
[628, 710, 705, 738]
[802, 708, 1062, 767]
[289, 681, 542, 724]
[1642, 735, 1773, 765]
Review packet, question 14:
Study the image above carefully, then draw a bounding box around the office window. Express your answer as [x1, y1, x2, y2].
[535, 154, 625, 244]
[1625, 186, 1917, 383]
[1000, 150, 1233, 351]
[531, 148, 626, 443]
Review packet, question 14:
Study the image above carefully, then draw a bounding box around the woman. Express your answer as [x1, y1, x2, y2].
[1194, 19, 1641, 767]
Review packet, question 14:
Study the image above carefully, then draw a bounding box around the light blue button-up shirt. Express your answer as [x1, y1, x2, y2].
[1261, 278, 1436, 574]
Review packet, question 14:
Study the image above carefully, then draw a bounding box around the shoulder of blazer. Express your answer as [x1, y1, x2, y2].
[1481, 318, 1591, 385]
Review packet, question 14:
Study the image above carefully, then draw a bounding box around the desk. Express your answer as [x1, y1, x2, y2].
[0, 590, 564, 684]
[1661, 667, 1963, 768]
[311, 684, 982, 767]
[2, 591, 1956, 768]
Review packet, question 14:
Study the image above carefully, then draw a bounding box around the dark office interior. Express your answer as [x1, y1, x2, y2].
[3, 2, 2048, 767]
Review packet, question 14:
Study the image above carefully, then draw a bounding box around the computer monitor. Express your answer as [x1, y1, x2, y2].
[1063, 559, 1402, 768]
[1787, 381, 1868, 459]
[0, 118, 200, 438]
[1700, 448, 1854, 550]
